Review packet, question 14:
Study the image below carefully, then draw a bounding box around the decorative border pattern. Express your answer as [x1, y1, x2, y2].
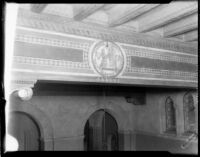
[11, 80, 37, 85]
[15, 34, 91, 51]
[124, 68, 197, 80]
[126, 56, 131, 69]
[17, 8, 197, 55]
[122, 46, 197, 81]
[10, 79, 37, 93]
[14, 14, 198, 84]
[15, 34, 92, 68]
[13, 56, 197, 81]
[122, 46, 197, 65]
[14, 34, 197, 82]
[13, 56, 90, 69]
[15, 33, 197, 67]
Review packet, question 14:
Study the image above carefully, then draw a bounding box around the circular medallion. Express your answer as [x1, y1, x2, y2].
[91, 41, 125, 78]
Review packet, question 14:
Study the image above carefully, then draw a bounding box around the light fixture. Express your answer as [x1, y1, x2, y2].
[18, 88, 33, 101]
[5, 134, 19, 151]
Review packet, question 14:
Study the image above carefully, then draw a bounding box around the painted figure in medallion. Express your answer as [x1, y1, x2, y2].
[92, 41, 124, 77]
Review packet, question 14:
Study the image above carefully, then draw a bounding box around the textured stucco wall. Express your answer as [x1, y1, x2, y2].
[23, 94, 135, 150]
[30, 95, 134, 136]
[135, 92, 162, 134]
[135, 90, 198, 134]
[136, 132, 198, 154]
[134, 89, 198, 154]
[9, 86, 197, 152]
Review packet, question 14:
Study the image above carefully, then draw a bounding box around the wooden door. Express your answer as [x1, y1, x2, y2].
[84, 110, 118, 151]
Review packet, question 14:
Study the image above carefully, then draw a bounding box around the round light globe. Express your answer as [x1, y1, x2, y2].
[6, 134, 19, 151]
[18, 88, 33, 100]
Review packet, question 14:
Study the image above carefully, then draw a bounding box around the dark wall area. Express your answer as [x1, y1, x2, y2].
[135, 133, 198, 154]
[33, 80, 192, 96]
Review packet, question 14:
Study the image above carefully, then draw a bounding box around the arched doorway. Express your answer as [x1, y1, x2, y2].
[84, 109, 118, 151]
[8, 112, 43, 151]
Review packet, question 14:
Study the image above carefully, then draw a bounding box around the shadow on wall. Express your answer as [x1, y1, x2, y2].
[135, 133, 198, 154]
[33, 81, 186, 96]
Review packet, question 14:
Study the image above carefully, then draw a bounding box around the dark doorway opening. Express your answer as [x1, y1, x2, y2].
[8, 112, 43, 151]
[84, 109, 118, 151]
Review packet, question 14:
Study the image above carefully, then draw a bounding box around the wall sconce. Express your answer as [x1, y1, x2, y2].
[125, 94, 146, 106]
[18, 88, 33, 101]
[125, 96, 135, 104]
[6, 134, 19, 151]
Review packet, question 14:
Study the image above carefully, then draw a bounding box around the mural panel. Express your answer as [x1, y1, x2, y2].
[183, 92, 196, 133]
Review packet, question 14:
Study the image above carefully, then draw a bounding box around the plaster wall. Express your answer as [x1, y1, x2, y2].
[134, 90, 198, 154]
[9, 87, 197, 152]
[11, 92, 135, 150]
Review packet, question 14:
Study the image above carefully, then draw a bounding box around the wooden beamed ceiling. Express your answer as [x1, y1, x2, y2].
[30, 4, 47, 13]
[183, 30, 198, 42]
[108, 4, 161, 27]
[72, 4, 106, 21]
[29, 2, 198, 43]
[138, 2, 197, 33]
[163, 13, 198, 37]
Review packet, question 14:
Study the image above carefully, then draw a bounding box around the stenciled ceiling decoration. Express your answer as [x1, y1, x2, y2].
[11, 2, 198, 89]
[19, 2, 198, 46]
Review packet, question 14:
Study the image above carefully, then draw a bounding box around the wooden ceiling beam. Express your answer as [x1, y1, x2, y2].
[73, 4, 105, 21]
[183, 30, 198, 42]
[163, 14, 197, 37]
[103, 4, 118, 11]
[138, 2, 197, 33]
[30, 4, 47, 13]
[108, 4, 160, 27]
